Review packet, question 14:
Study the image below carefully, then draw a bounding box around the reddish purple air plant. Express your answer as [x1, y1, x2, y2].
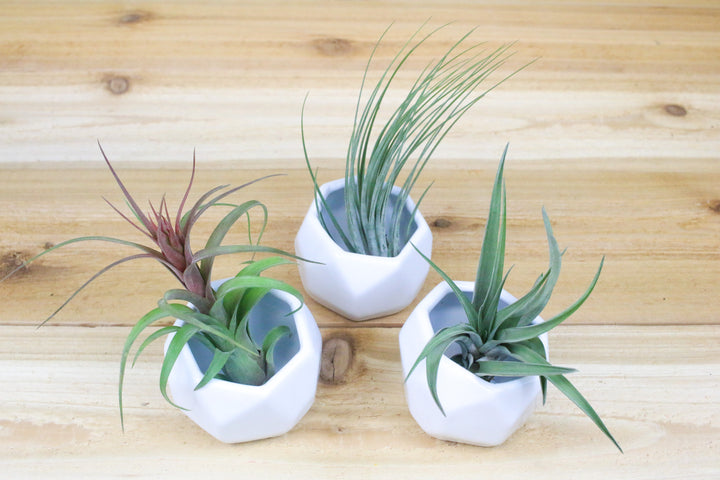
[3, 143, 290, 322]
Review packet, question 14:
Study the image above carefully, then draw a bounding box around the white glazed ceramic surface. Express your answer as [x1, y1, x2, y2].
[294, 178, 432, 321]
[163, 288, 322, 443]
[399, 281, 549, 446]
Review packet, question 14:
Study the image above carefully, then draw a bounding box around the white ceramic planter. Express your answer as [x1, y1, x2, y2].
[295, 178, 432, 321]
[163, 287, 322, 443]
[399, 281, 549, 446]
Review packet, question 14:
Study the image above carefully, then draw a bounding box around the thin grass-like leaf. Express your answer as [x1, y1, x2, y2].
[303, 25, 521, 256]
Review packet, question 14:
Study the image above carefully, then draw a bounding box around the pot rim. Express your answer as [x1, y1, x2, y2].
[308, 178, 431, 261]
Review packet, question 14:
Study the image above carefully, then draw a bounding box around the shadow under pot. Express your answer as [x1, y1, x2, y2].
[399, 281, 549, 446]
[163, 286, 322, 443]
[295, 178, 432, 321]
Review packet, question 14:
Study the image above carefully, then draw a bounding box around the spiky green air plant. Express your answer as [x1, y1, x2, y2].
[302, 24, 529, 257]
[1, 144, 309, 428]
[407, 145, 622, 452]
[119, 256, 304, 428]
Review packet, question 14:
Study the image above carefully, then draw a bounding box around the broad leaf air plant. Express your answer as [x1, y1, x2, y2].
[407, 146, 622, 452]
[301, 25, 526, 257]
[2, 144, 304, 427]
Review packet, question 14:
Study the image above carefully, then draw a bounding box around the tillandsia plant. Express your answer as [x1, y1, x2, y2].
[2, 143, 305, 427]
[407, 145, 622, 452]
[301, 24, 528, 257]
[120, 256, 304, 425]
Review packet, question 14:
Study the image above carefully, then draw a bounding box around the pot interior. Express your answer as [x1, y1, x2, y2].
[188, 290, 301, 379]
[428, 289, 518, 384]
[319, 185, 418, 252]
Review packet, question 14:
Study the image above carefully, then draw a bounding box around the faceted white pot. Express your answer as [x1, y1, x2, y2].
[399, 281, 549, 446]
[295, 178, 432, 321]
[163, 287, 322, 443]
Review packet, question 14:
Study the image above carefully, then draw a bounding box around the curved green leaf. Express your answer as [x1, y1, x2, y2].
[194, 349, 232, 391]
[131, 326, 179, 367]
[159, 324, 201, 409]
[119, 306, 176, 430]
[199, 199, 267, 284]
[470, 360, 575, 377]
[262, 325, 292, 378]
[497, 257, 604, 344]
[406, 323, 481, 416]
[508, 342, 621, 452]
[410, 243, 479, 332]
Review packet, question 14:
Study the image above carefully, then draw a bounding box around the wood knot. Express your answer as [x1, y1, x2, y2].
[707, 199, 720, 213]
[433, 217, 452, 228]
[312, 38, 354, 57]
[1, 250, 31, 278]
[118, 11, 152, 25]
[106, 76, 130, 95]
[320, 337, 353, 384]
[664, 104, 687, 117]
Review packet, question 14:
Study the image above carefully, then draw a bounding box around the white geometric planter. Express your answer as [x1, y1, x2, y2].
[295, 178, 432, 321]
[163, 288, 322, 443]
[399, 281, 549, 446]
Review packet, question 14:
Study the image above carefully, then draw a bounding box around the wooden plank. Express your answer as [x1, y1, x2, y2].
[0, 324, 717, 478]
[1, 165, 718, 326]
[0, 2, 718, 167]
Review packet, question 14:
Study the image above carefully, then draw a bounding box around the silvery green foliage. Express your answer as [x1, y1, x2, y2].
[303, 25, 522, 256]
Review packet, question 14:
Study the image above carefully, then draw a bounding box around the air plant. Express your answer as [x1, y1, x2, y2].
[120, 255, 303, 427]
[407, 146, 622, 452]
[301, 24, 527, 256]
[2, 144, 305, 426]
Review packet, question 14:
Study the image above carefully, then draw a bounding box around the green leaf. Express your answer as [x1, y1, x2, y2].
[131, 326, 179, 367]
[473, 144, 507, 322]
[508, 342, 622, 452]
[237, 256, 295, 277]
[215, 275, 303, 312]
[261, 325, 292, 378]
[545, 373, 623, 453]
[495, 207, 563, 330]
[162, 289, 211, 314]
[194, 349, 232, 390]
[470, 360, 575, 377]
[410, 243, 480, 331]
[159, 323, 201, 409]
[497, 257, 604, 344]
[191, 244, 314, 269]
[118, 306, 175, 430]
[198, 200, 268, 284]
[405, 323, 482, 416]
[158, 302, 256, 357]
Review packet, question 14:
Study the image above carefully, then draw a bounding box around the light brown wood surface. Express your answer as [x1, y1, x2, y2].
[1, 1, 719, 478]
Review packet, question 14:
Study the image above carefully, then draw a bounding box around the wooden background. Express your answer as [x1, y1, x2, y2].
[1, 1, 718, 478]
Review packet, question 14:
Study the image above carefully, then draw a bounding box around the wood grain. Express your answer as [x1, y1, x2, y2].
[0, 325, 717, 478]
[1, 165, 717, 327]
[1, 1, 718, 478]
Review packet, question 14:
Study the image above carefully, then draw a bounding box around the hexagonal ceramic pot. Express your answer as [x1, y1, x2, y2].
[399, 281, 549, 446]
[163, 287, 322, 443]
[295, 178, 432, 321]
